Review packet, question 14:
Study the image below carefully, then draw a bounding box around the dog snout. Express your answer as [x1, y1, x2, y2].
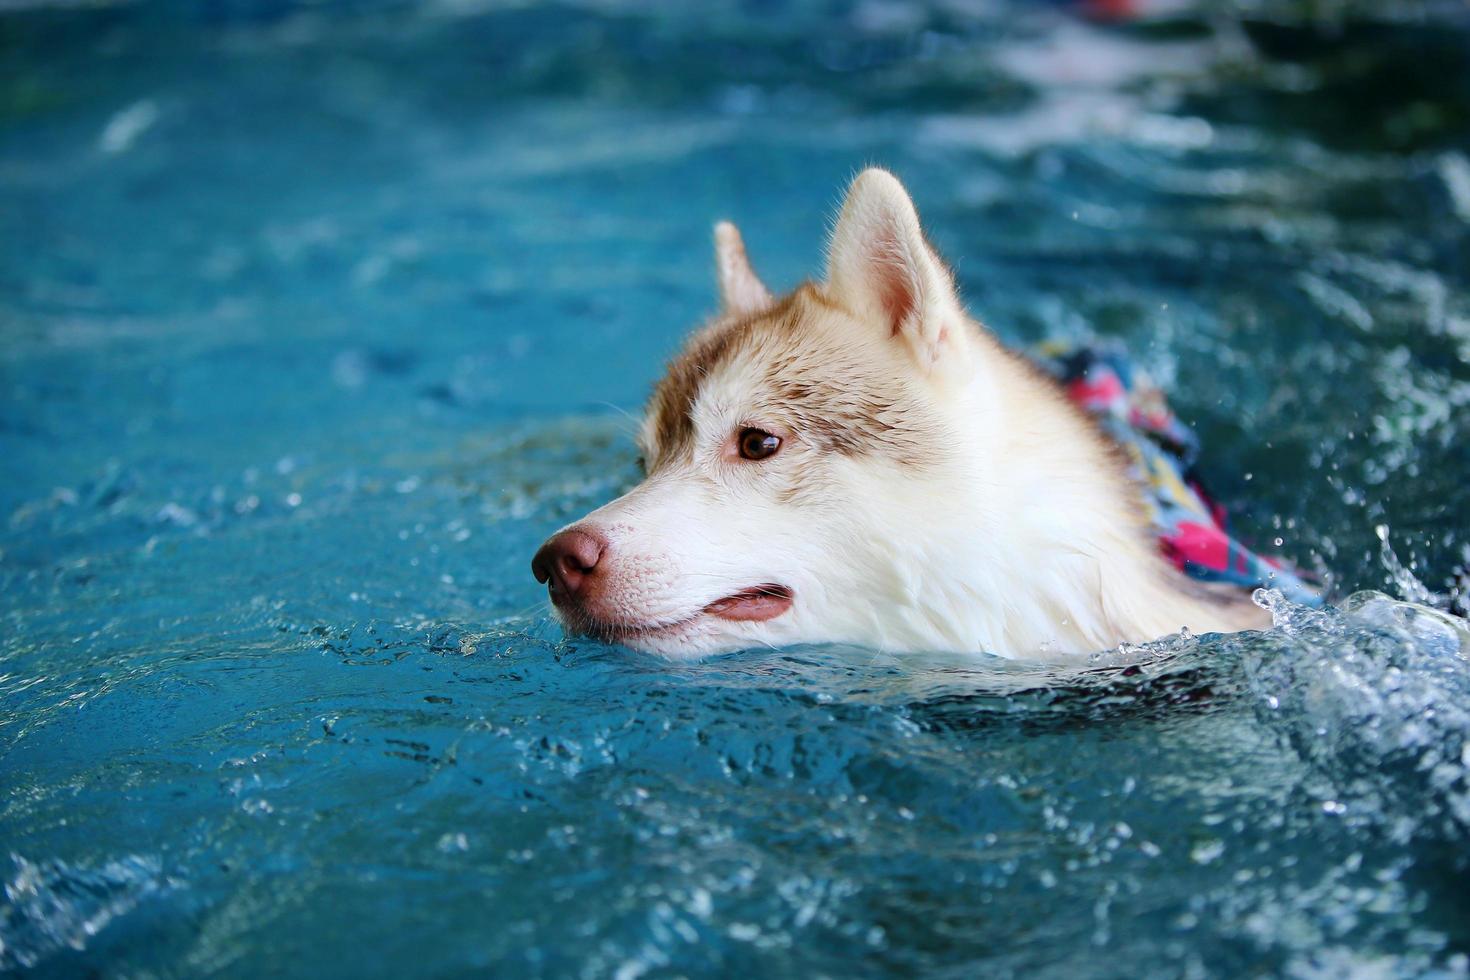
[531, 527, 606, 604]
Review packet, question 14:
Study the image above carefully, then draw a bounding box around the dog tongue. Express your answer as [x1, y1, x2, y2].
[704, 586, 793, 622]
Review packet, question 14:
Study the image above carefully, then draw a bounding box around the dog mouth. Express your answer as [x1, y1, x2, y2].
[573, 584, 794, 644]
[702, 584, 793, 622]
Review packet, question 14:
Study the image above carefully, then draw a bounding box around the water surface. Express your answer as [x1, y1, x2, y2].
[3, 1, 1470, 975]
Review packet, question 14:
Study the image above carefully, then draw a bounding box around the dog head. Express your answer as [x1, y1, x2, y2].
[532, 169, 1004, 656]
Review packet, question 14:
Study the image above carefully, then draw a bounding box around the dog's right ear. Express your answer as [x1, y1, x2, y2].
[714, 221, 773, 316]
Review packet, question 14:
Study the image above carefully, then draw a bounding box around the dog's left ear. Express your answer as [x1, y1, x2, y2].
[826, 168, 969, 376]
[714, 221, 773, 316]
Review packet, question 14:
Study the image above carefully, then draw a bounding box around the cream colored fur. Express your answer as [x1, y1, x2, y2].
[547, 168, 1269, 659]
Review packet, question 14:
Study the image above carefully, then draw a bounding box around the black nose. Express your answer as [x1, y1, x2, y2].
[531, 528, 605, 604]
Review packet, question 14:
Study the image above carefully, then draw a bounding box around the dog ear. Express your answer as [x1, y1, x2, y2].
[825, 168, 967, 374]
[714, 221, 773, 316]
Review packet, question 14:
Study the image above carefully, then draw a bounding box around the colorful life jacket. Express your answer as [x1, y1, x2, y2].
[1034, 341, 1322, 607]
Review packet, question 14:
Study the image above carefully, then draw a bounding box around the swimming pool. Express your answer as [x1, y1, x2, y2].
[2, 0, 1469, 974]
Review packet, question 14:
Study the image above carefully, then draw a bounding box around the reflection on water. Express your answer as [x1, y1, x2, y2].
[2, 0, 1469, 975]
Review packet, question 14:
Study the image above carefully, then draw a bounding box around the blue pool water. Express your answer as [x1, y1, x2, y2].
[3, 1, 1470, 975]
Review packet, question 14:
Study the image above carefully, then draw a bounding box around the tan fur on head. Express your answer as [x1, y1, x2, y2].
[539, 168, 1269, 659]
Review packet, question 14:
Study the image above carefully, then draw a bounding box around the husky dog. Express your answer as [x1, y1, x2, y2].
[532, 169, 1269, 659]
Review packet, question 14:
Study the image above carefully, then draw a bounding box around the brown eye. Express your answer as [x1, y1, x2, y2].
[738, 427, 781, 461]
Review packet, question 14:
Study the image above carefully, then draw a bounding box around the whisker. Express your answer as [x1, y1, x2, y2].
[595, 401, 643, 439]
